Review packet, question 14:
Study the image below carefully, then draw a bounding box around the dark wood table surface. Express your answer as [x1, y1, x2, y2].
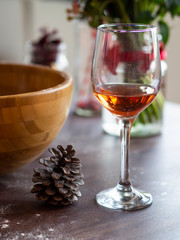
[0, 102, 180, 240]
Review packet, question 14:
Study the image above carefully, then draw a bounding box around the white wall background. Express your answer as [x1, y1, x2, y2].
[0, 0, 180, 103]
[166, 16, 180, 103]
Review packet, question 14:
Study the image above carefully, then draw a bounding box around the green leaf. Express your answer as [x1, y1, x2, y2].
[165, 0, 180, 9]
[158, 20, 170, 44]
[89, 16, 102, 28]
[164, 0, 180, 16]
[137, 110, 149, 124]
[165, 0, 173, 8]
[135, 10, 155, 23]
[170, 4, 180, 16]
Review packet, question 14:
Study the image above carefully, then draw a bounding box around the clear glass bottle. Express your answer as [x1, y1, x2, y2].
[73, 21, 101, 117]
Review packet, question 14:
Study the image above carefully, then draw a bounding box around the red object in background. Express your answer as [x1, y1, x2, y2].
[104, 45, 121, 75]
[104, 40, 167, 75]
[140, 52, 154, 72]
[104, 45, 153, 75]
[72, 0, 80, 14]
[77, 99, 101, 112]
[121, 51, 144, 62]
[159, 41, 167, 60]
[31, 27, 61, 66]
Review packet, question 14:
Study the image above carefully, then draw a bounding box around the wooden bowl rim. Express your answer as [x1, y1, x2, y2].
[0, 63, 72, 99]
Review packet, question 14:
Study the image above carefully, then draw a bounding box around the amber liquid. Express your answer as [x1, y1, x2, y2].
[93, 83, 157, 118]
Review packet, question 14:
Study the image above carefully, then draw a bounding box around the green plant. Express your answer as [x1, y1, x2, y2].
[67, 0, 180, 45]
[67, 0, 179, 135]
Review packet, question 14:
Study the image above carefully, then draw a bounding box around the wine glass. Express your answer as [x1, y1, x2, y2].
[91, 23, 161, 210]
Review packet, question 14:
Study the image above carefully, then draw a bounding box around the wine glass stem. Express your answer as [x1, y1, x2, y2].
[119, 119, 132, 187]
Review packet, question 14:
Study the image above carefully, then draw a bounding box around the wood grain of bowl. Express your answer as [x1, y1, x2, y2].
[0, 63, 73, 175]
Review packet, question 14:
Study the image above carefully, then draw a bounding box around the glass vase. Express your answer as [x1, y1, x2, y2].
[73, 21, 101, 117]
[102, 59, 167, 137]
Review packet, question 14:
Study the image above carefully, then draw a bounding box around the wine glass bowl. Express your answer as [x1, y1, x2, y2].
[0, 63, 72, 175]
[93, 84, 157, 120]
[91, 24, 161, 210]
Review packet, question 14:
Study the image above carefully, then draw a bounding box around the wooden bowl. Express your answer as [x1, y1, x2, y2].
[0, 63, 73, 175]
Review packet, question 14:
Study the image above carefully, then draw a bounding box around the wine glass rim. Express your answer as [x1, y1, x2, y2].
[98, 23, 157, 33]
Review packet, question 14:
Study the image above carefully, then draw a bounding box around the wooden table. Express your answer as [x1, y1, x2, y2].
[0, 102, 180, 240]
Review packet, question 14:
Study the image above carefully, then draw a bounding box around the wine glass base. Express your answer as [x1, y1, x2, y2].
[96, 185, 153, 211]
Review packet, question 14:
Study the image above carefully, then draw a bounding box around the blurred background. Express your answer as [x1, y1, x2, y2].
[0, 0, 180, 103]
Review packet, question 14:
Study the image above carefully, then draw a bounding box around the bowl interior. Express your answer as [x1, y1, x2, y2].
[0, 63, 67, 96]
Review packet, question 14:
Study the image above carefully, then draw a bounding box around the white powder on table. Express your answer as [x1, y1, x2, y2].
[0, 226, 78, 240]
[0, 204, 13, 215]
[1, 224, 9, 229]
[0, 172, 31, 191]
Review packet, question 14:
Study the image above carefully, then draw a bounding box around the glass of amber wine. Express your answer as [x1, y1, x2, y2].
[91, 23, 161, 210]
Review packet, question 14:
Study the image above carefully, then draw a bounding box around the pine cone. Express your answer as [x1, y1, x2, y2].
[31, 145, 84, 206]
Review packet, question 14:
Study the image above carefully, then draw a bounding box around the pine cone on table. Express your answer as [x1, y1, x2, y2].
[31, 145, 84, 206]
